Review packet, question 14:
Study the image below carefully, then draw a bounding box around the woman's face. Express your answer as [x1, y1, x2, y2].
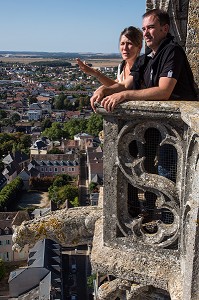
[120, 35, 140, 61]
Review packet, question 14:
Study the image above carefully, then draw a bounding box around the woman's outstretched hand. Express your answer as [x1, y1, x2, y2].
[76, 58, 95, 76]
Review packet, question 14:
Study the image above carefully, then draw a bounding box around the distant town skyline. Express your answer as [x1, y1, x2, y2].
[1, 0, 146, 54]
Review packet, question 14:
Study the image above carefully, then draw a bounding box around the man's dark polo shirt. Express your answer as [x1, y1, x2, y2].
[130, 35, 197, 100]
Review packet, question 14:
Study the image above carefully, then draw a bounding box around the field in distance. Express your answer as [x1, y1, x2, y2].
[0, 51, 122, 67]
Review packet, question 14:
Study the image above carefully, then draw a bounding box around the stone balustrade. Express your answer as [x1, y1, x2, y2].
[92, 100, 199, 300]
[12, 100, 199, 299]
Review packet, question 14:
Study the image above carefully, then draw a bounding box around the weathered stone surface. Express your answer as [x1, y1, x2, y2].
[186, 0, 199, 88]
[146, 0, 189, 47]
[12, 100, 199, 299]
[91, 218, 182, 299]
[95, 101, 199, 299]
[12, 206, 102, 252]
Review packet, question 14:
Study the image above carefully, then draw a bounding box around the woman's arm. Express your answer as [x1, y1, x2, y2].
[76, 58, 117, 87]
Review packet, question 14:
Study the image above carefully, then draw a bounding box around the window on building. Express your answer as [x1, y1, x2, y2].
[68, 167, 75, 172]
[4, 227, 10, 235]
[54, 168, 58, 172]
[62, 168, 65, 172]
[3, 252, 9, 261]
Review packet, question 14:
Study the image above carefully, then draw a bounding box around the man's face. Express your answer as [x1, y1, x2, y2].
[142, 15, 169, 53]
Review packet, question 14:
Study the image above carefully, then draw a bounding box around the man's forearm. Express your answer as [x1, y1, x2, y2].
[123, 87, 171, 101]
[102, 83, 127, 96]
[122, 77, 177, 101]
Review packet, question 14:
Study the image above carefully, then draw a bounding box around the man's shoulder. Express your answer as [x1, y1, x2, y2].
[134, 54, 150, 68]
[162, 40, 185, 55]
[130, 53, 152, 77]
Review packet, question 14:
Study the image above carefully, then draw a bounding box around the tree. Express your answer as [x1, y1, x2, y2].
[87, 273, 96, 288]
[30, 177, 54, 191]
[0, 177, 23, 211]
[11, 113, 20, 124]
[19, 134, 32, 149]
[89, 182, 98, 193]
[0, 259, 6, 280]
[70, 196, 80, 207]
[54, 93, 66, 109]
[63, 118, 87, 139]
[58, 185, 78, 205]
[0, 140, 14, 157]
[47, 148, 64, 154]
[0, 161, 4, 173]
[86, 113, 103, 136]
[0, 110, 7, 120]
[41, 118, 52, 131]
[48, 185, 59, 203]
[53, 174, 72, 187]
[42, 122, 64, 140]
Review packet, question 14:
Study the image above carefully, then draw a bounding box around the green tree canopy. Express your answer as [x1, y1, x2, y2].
[11, 113, 20, 124]
[41, 118, 52, 131]
[47, 148, 64, 154]
[63, 118, 87, 139]
[0, 133, 31, 157]
[0, 110, 7, 120]
[86, 113, 103, 136]
[42, 122, 64, 140]
[70, 196, 80, 207]
[58, 184, 79, 204]
[53, 174, 72, 187]
[89, 182, 98, 193]
[0, 259, 6, 280]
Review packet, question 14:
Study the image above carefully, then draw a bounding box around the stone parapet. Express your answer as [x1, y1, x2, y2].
[95, 100, 199, 299]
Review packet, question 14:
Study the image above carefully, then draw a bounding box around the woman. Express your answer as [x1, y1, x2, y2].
[76, 26, 143, 86]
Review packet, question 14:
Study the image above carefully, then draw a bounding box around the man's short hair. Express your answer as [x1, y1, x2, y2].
[142, 8, 170, 26]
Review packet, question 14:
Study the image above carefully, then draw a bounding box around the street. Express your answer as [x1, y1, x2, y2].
[62, 246, 92, 300]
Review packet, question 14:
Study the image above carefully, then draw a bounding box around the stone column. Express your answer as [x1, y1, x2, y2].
[186, 0, 199, 88]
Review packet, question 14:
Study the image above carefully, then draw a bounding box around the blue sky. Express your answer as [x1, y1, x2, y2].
[1, 0, 146, 53]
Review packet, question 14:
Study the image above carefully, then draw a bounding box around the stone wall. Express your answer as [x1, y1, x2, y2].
[146, 0, 199, 92]
[186, 0, 199, 88]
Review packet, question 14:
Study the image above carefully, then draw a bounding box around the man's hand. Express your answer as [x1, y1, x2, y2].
[101, 92, 126, 112]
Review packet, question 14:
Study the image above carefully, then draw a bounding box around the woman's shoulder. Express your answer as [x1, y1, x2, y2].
[118, 60, 126, 74]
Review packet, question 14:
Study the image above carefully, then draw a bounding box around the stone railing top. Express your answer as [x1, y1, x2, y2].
[96, 100, 199, 132]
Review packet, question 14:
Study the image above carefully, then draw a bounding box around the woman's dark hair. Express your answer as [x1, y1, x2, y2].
[119, 26, 143, 48]
[142, 9, 170, 26]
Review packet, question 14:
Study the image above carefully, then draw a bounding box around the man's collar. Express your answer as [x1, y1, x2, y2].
[147, 51, 155, 58]
[156, 33, 174, 53]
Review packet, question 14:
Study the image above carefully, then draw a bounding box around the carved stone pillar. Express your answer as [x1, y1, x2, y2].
[95, 100, 199, 299]
[186, 0, 199, 88]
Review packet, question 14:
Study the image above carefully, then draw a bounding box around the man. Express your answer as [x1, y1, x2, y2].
[90, 9, 197, 112]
